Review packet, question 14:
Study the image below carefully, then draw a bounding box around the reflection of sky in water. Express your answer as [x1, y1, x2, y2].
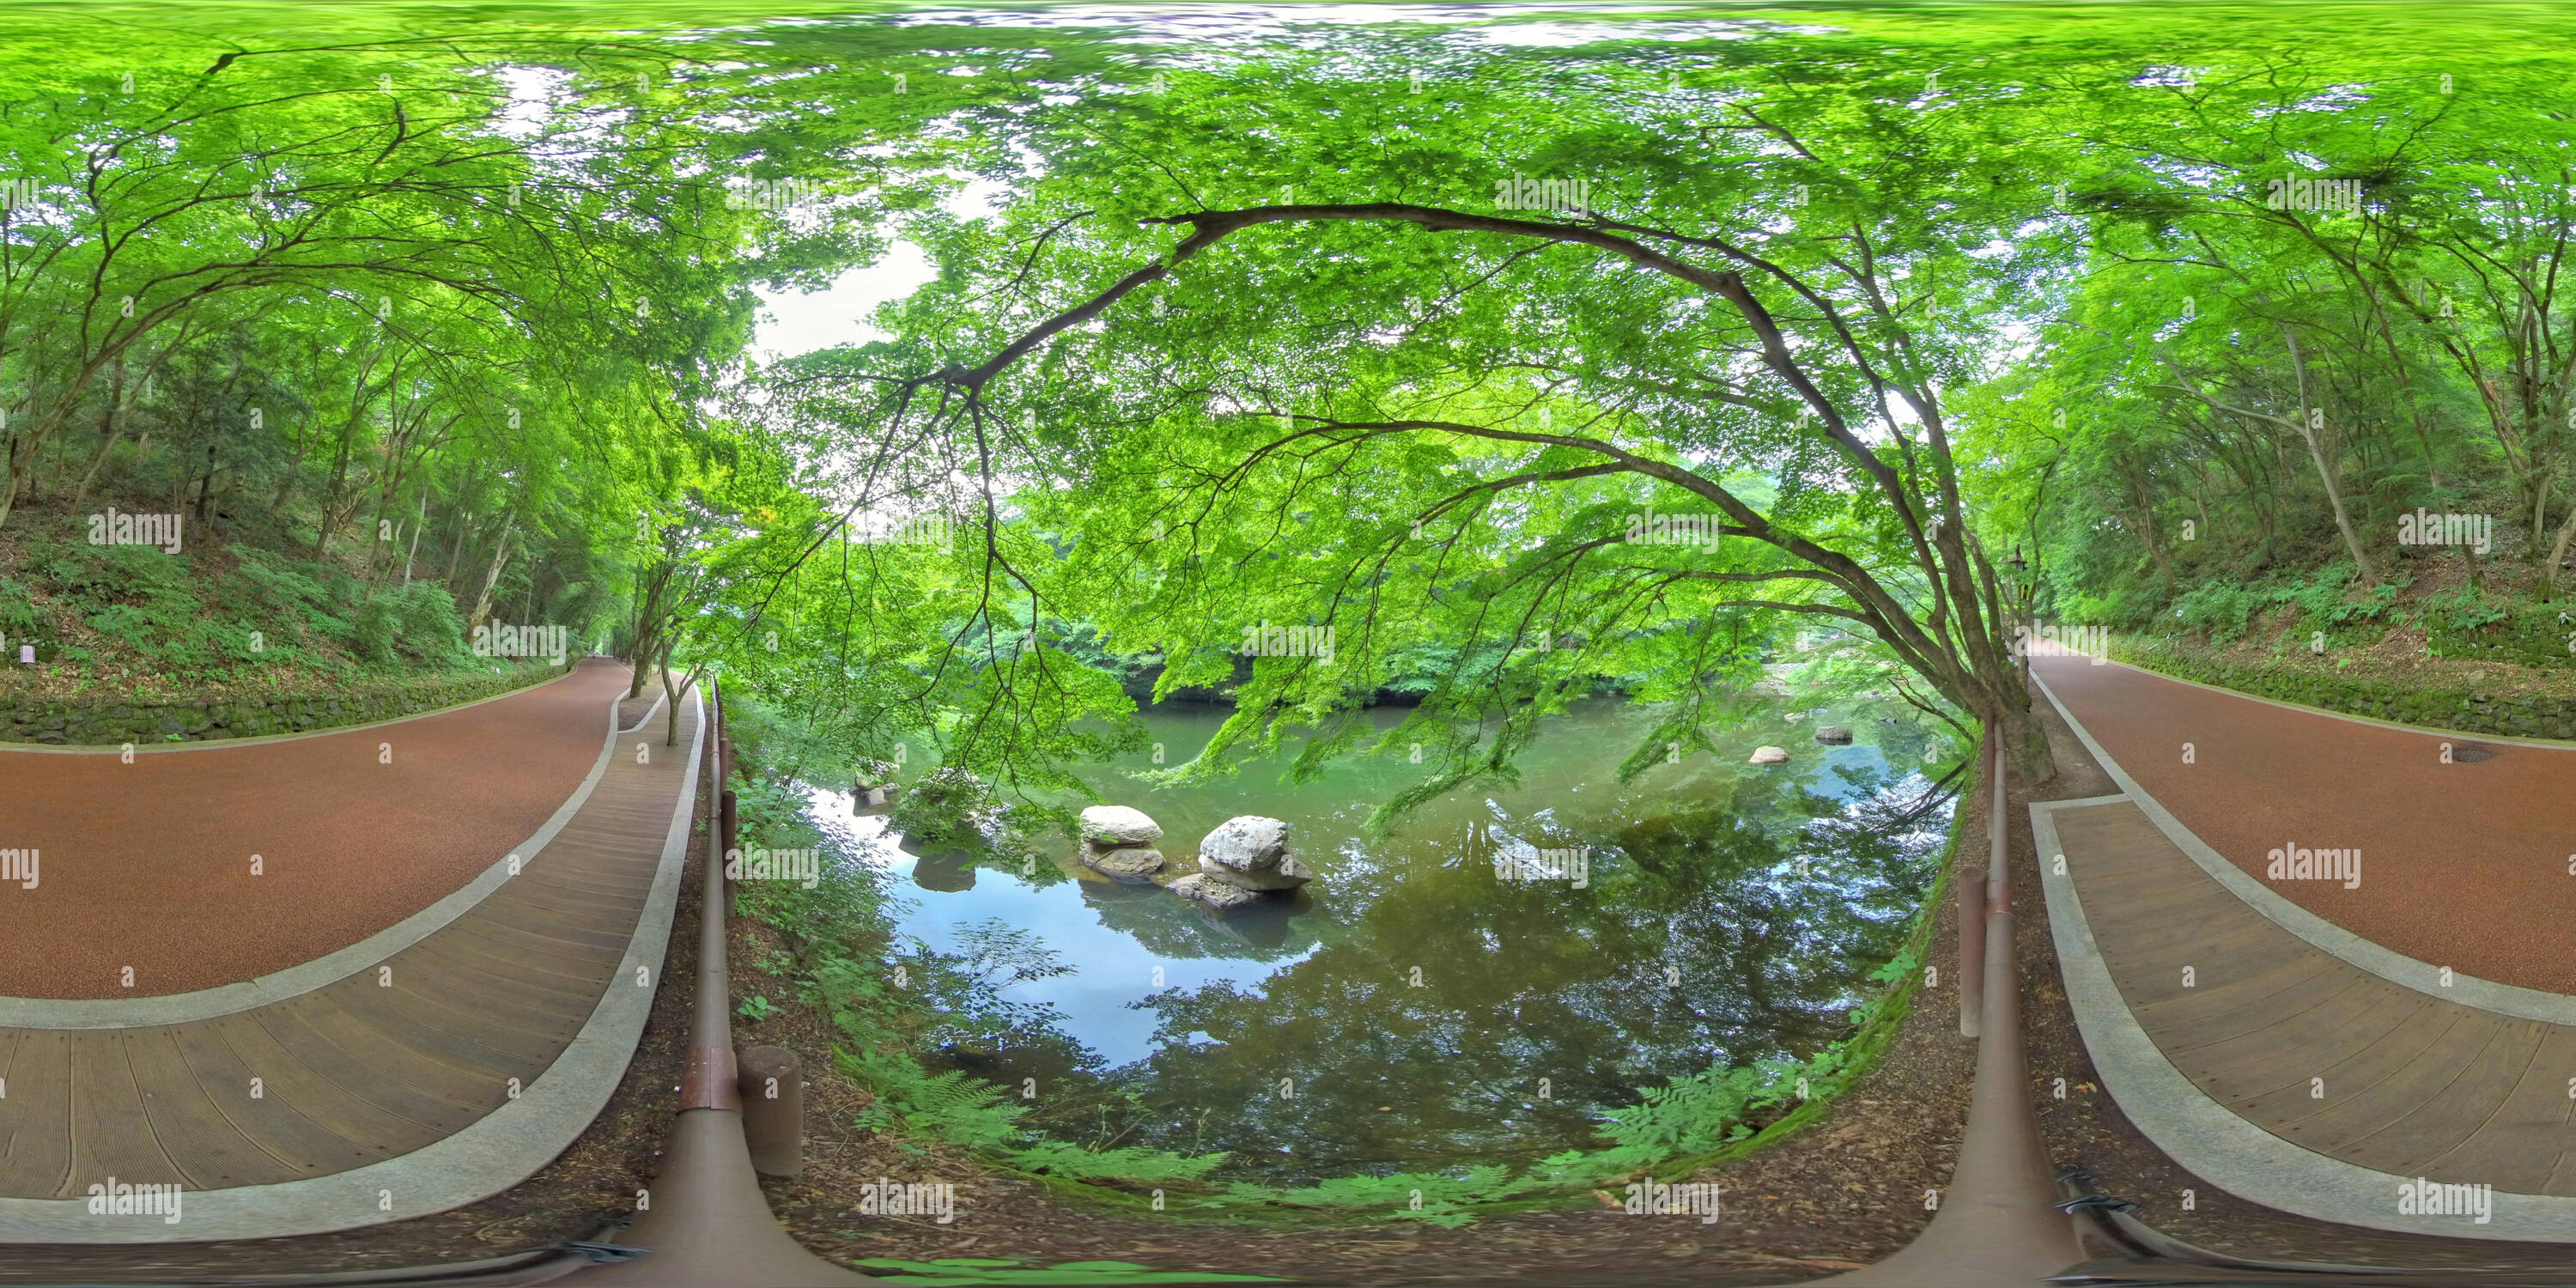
[806, 696, 1938, 1071]
[809, 795, 1315, 1066]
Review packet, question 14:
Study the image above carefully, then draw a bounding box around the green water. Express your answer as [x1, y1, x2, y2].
[819, 693, 1953, 1184]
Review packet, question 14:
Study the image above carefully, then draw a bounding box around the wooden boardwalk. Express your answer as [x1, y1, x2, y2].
[0, 689, 696, 1203]
[2051, 796, 2576, 1196]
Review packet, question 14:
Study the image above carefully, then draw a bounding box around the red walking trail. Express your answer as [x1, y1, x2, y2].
[2035, 655, 2576, 994]
[0, 659, 635, 999]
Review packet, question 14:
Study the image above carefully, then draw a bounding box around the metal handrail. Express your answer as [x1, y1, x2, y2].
[1813, 729, 2088, 1285]
[564, 677, 867, 1286]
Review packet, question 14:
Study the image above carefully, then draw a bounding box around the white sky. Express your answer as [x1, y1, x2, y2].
[750, 177, 1005, 362]
[750, 241, 938, 362]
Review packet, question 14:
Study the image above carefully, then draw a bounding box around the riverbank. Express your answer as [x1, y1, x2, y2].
[713, 742, 1983, 1283]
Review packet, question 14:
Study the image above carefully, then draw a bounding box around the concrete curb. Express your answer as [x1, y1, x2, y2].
[2034, 794, 2576, 1241]
[0, 682, 702, 1242]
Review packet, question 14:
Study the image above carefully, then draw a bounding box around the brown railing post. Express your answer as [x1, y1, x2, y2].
[720, 787, 738, 866]
[738, 1046, 805, 1179]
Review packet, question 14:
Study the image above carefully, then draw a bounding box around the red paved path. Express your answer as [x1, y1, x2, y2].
[2035, 655, 2576, 994]
[0, 659, 634, 999]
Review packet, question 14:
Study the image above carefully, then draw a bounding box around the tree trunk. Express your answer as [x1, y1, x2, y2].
[403, 492, 426, 583]
[1997, 698, 2054, 796]
[467, 519, 515, 629]
[72, 386, 124, 509]
[192, 439, 218, 524]
[660, 647, 702, 749]
[2281, 327, 2376, 583]
[2544, 488, 2576, 597]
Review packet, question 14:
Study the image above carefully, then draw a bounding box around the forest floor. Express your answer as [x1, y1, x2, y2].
[2193, 619, 2576, 700]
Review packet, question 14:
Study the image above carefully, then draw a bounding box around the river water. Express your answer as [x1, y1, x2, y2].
[802, 692, 1954, 1182]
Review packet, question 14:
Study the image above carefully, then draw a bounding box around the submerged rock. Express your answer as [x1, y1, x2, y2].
[1080, 805, 1164, 847]
[1170, 872, 1268, 910]
[1814, 726, 1853, 744]
[1083, 845, 1166, 882]
[1748, 745, 1790, 765]
[1197, 815, 1311, 890]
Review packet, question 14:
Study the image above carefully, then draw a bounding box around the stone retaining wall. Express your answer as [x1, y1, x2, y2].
[0, 661, 568, 745]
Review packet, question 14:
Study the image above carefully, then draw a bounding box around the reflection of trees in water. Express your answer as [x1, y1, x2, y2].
[905, 920, 1105, 1091]
[1078, 878, 1319, 963]
[1071, 763, 1947, 1184]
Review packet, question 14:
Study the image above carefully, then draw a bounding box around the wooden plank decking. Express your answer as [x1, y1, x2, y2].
[0, 695, 697, 1200]
[2053, 798, 2576, 1195]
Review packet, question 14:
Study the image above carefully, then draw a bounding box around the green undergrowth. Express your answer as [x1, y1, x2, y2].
[729, 744, 1970, 1230]
[0, 530, 568, 697]
[2105, 561, 2573, 668]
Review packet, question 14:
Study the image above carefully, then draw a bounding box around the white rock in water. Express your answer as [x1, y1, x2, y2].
[1748, 745, 1790, 765]
[1197, 815, 1309, 890]
[1814, 726, 1854, 744]
[1083, 846, 1166, 882]
[1202, 851, 1312, 891]
[1784, 712, 1805, 722]
[1170, 872, 1267, 910]
[1080, 805, 1164, 847]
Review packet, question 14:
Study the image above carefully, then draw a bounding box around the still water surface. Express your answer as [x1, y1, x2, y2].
[805, 694, 1952, 1182]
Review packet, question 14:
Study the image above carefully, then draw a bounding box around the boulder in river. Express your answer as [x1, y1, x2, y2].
[1080, 805, 1164, 847]
[1813, 726, 1854, 744]
[1197, 815, 1312, 890]
[1747, 745, 1790, 765]
[1083, 845, 1167, 883]
[1170, 872, 1267, 910]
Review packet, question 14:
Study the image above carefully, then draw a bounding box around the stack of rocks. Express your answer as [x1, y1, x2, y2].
[1078, 805, 1167, 882]
[1170, 815, 1312, 911]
